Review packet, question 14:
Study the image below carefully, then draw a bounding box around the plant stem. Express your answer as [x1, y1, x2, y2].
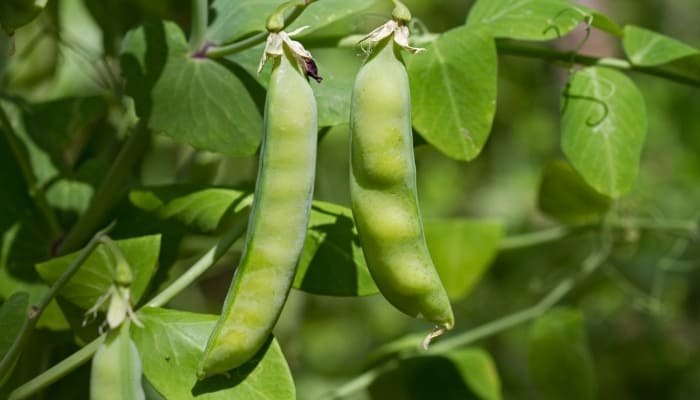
[8, 337, 104, 400]
[324, 246, 610, 399]
[147, 219, 248, 308]
[57, 123, 151, 255]
[190, 0, 209, 53]
[0, 222, 114, 386]
[0, 103, 63, 237]
[205, 0, 314, 58]
[495, 40, 700, 88]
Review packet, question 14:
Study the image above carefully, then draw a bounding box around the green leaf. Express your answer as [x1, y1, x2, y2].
[294, 201, 377, 297]
[561, 66, 647, 198]
[209, 0, 376, 45]
[0, 292, 29, 385]
[466, 0, 587, 41]
[585, 9, 623, 37]
[120, 21, 261, 156]
[368, 349, 501, 400]
[424, 219, 503, 301]
[408, 25, 497, 161]
[35, 235, 160, 309]
[0, 0, 46, 34]
[537, 160, 611, 223]
[441, 348, 502, 400]
[129, 186, 251, 233]
[623, 25, 700, 66]
[131, 307, 295, 399]
[528, 308, 596, 400]
[288, 0, 377, 36]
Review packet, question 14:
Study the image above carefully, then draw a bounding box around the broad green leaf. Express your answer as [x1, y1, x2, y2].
[466, 0, 587, 41]
[408, 25, 497, 161]
[0, 0, 46, 34]
[368, 349, 500, 400]
[129, 186, 251, 233]
[424, 219, 503, 301]
[538, 160, 611, 223]
[528, 308, 596, 400]
[441, 348, 502, 400]
[132, 307, 295, 399]
[35, 235, 160, 309]
[209, 0, 376, 45]
[129, 186, 376, 296]
[623, 25, 700, 66]
[586, 10, 623, 37]
[294, 201, 377, 297]
[120, 21, 261, 156]
[0, 292, 29, 385]
[561, 66, 647, 198]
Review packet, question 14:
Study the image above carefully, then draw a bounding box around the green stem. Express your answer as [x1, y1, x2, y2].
[205, 0, 314, 58]
[324, 246, 610, 399]
[190, 0, 208, 53]
[499, 225, 582, 250]
[147, 219, 248, 308]
[8, 337, 104, 400]
[495, 40, 700, 88]
[0, 222, 115, 385]
[57, 123, 151, 255]
[0, 103, 62, 237]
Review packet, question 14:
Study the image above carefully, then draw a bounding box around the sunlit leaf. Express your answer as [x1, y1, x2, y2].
[623, 25, 700, 66]
[408, 25, 497, 161]
[132, 307, 295, 399]
[561, 66, 647, 197]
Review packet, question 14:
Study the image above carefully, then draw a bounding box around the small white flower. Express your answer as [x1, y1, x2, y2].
[258, 26, 322, 82]
[359, 19, 424, 54]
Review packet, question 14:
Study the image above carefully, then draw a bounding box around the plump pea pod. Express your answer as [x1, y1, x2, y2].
[90, 323, 145, 400]
[350, 38, 454, 335]
[197, 44, 317, 379]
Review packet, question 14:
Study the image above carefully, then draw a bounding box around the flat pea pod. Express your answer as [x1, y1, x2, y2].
[90, 323, 145, 400]
[350, 37, 454, 333]
[197, 44, 317, 379]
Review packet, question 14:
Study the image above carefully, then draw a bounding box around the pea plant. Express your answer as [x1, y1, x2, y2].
[1, 0, 699, 399]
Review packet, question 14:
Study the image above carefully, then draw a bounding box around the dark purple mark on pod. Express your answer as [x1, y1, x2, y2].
[303, 57, 322, 83]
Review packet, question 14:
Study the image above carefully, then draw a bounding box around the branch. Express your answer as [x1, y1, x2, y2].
[0, 222, 115, 385]
[57, 123, 151, 255]
[0, 103, 62, 237]
[205, 0, 316, 58]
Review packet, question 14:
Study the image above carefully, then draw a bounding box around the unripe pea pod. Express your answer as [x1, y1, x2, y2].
[350, 36, 454, 338]
[90, 323, 145, 400]
[197, 41, 317, 379]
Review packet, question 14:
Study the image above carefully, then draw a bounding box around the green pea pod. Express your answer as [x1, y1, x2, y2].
[197, 44, 317, 379]
[90, 323, 145, 400]
[350, 37, 454, 334]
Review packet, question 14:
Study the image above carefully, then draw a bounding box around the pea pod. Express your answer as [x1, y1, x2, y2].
[350, 31, 454, 335]
[90, 323, 145, 400]
[197, 39, 318, 378]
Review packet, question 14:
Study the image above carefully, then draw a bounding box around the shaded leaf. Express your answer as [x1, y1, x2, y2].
[528, 307, 596, 400]
[466, 0, 587, 41]
[120, 21, 261, 156]
[408, 25, 497, 161]
[0, 0, 46, 34]
[537, 160, 611, 223]
[294, 201, 377, 297]
[35, 235, 160, 309]
[561, 66, 647, 197]
[623, 25, 700, 66]
[0, 292, 29, 385]
[131, 307, 295, 399]
[424, 219, 503, 301]
[369, 348, 501, 400]
[129, 186, 251, 233]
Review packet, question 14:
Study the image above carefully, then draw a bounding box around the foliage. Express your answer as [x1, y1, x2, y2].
[0, 0, 699, 399]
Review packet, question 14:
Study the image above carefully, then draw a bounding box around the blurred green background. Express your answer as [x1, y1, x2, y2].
[1, 0, 699, 399]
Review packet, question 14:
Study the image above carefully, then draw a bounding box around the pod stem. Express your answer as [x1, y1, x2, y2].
[421, 325, 448, 350]
[391, 0, 412, 23]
